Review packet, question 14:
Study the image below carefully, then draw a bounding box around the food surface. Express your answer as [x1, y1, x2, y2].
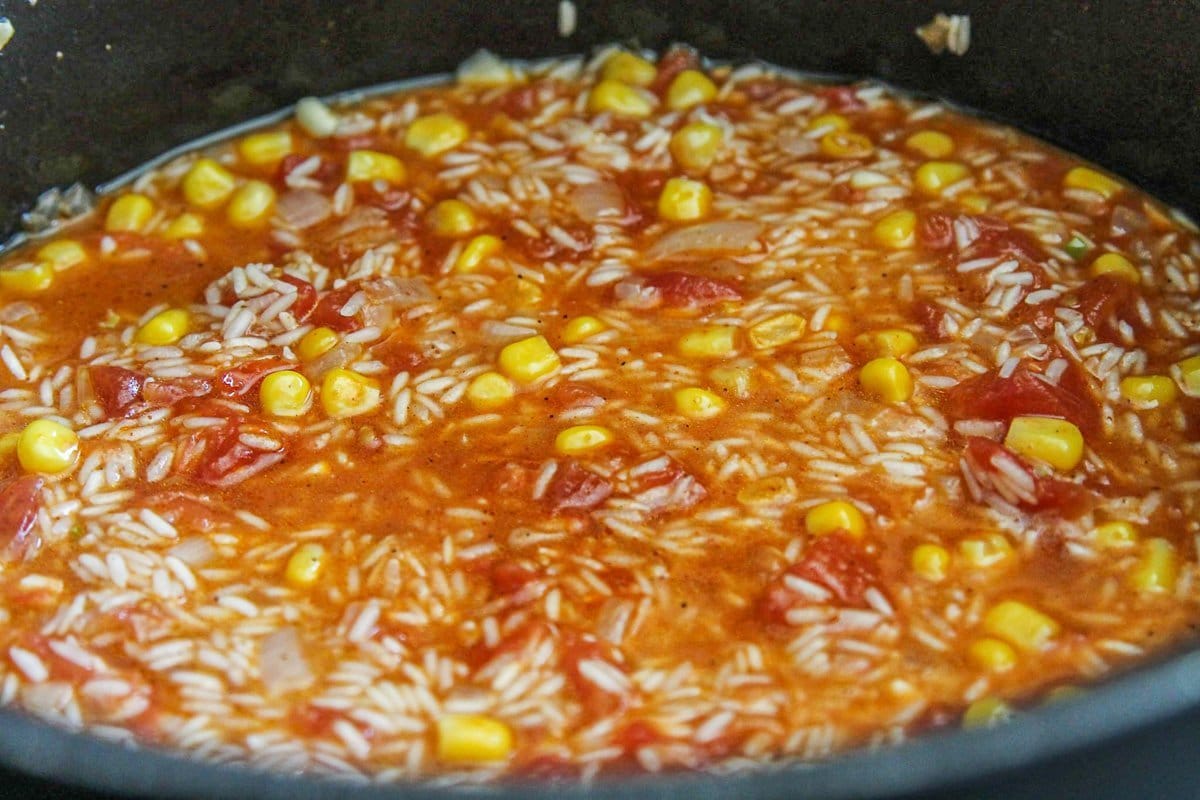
[0, 46, 1198, 781]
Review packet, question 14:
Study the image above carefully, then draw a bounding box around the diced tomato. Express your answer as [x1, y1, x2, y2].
[760, 533, 880, 624]
[217, 357, 295, 398]
[643, 271, 742, 309]
[943, 364, 1099, 436]
[372, 336, 425, 373]
[963, 437, 1093, 517]
[277, 154, 342, 192]
[512, 223, 595, 261]
[651, 45, 702, 93]
[545, 461, 613, 514]
[967, 216, 1044, 262]
[89, 365, 147, 419]
[547, 383, 606, 412]
[142, 376, 214, 408]
[147, 491, 229, 532]
[616, 720, 666, 754]
[289, 702, 340, 738]
[279, 275, 318, 321]
[910, 300, 947, 340]
[489, 560, 540, 597]
[1073, 275, 1136, 329]
[918, 212, 955, 250]
[817, 84, 866, 111]
[309, 286, 363, 332]
[178, 419, 287, 488]
[499, 84, 538, 119]
[0, 475, 43, 561]
[630, 456, 708, 515]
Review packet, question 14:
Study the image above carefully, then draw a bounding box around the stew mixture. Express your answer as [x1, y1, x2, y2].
[0, 47, 1197, 781]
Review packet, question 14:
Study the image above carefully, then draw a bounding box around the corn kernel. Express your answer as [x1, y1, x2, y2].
[736, 476, 797, 506]
[346, 150, 406, 184]
[665, 69, 717, 110]
[962, 697, 1013, 729]
[260, 370, 313, 417]
[669, 122, 724, 172]
[427, 199, 478, 238]
[555, 424, 615, 455]
[658, 177, 712, 222]
[562, 315, 606, 344]
[914, 161, 970, 196]
[499, 335, 561, 384]
[708, 365, 753, 398]
[856, 329, 918, 358]
[911, 544, 949, 582]
[820, 310, 851, 333]
[873, 210, 917, 249]
[1089, 252, 1140, 284]
[748, 313, 806, 350]
[859, 357, 913, 403]
[181, 159, 237, 210]
[587, 79, 653, 117]
[497, 276, 543, 310]
[905, 130, 954, 159]
[958, 533, 1014, 568]
[1120, 375, 1177, 405]
[1174, 355, 1200, 396]
[820, 131, 874, 159]
[601, 51, 657, 86]
[227, 180, 276, 228]
[969, 637, 1018, 673]
[297, 327, 339, 361]
[320, 369, 381, 419]
[805, 500, 866, 538]
[164, 213, 205, 240]
[36, 240, 87, 270]
[1130, 538, 1178, 594]
[466, 371, 515, 411]
[1004, 416, 1084, 471]
[17, 419, 79, 475]
[238, 131, 294, 166]
[1063, 166, 1122, 200]
[673, 387, 727, 420]
[0, 262, 54, 294]
[806, 113, 850, 133]
[285, 543, 327, 588]
[678, 325, 738, 358]
[1092, 520, 1137, 549]
[436, 714, 514, 764]
[983, 600, 1060, 652]
[454, 234, 503, 273]
[105, 194, 156, 233]
[405, 112, 470, 158]
[135, 308, 190, 346]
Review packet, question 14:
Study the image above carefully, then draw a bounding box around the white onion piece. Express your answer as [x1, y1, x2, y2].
[613, 278, 661, 309]
[332, 206, 388, 238]
[568, 181, 626, 223]
[647, 220, 764, 262]
[259, 627, 314, 694]
[360, 277, 433, 329]
[167, 536, 215, 567]
[275, 190, 332, 230]
[0, 302, 39, 323]
[305, 340, 362, 380]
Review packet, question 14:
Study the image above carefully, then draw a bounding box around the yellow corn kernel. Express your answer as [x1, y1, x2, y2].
[601, 50, 657, 86]
[346, 149, 406, 184]
[555, 424, 615, 455]
[873, 210, 917, 249]
[669, 121, 724, 172]
[958, 192, 991, 214]
[905, 130, 954, 159]
[297, 327, 339, 361]
[856, 329, 918, 358]
[1089, 252, 1140, 284]
[562, 315, 606, 344]
[748, 313, 807, 350]
[859, 357, 913, 403]
[454, 234, 503, 273]
[805, 500, 866, 538]
[285, 542, 327, 588]
[427, 199, 478, 237]
[1174, 355, 1200, 395]
[436, 714, 514, 764]
[405, 112, 470, 158]
[962, 696, 1013, 730]
[1129, 538, 1178, 594]
[678, 325, 738, 359]
[17, 419, 79, 475]
[105, 193, 156, 233]
[673, 387, 727, 420]
[914, 161, 970, 196]
[1120, 375, 1177, 405]
[1063, 166, 1122, 199]
[238, 130, 294, 166]
[820, 310, 851, 334]
[497, 275, 543, 310]
[736, 476, 797, 506]
[320, 368, 381, 418]
[820, 131, 874, 159]
[466, 371, 515, 411]
[806, 113, 850, 133]
[135, 308, 190, 346]
[259, 370, 313, 417]
[181, 159, 237, 210]
[227, 180, 276, 228]
[708, 365, 753, 399]
[499, 335, 561, 384]
[983, 600, 1060, 652]
[587, 79, 653, 117]
[911, 544, 949, 582]
[958, 533, 1014, 568]
[1004, 416, 1084, 471]
[0, 262, 54, 294]
[666, 69, 717, 110]
[969, 637, 1018, 673]
[657, 177, 712, 222]
[36, 240, 87, 270]
[164, 213, 205, 240]
[1092, 520, 1137, 549]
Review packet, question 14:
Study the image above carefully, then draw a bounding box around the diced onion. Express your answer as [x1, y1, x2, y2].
[647, 220, 764, 261]
[0, 302, 40, 323]
[613, 278, 661, 309]
[275, 190, 332, 230]
[568, 181, 626, 223]
[259, 626, 314, 694]
[167, 536, 215, 567]
[362, 278, 435, 327]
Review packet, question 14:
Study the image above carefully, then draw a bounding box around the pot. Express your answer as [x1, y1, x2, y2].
[0, 1, 1197, 798]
